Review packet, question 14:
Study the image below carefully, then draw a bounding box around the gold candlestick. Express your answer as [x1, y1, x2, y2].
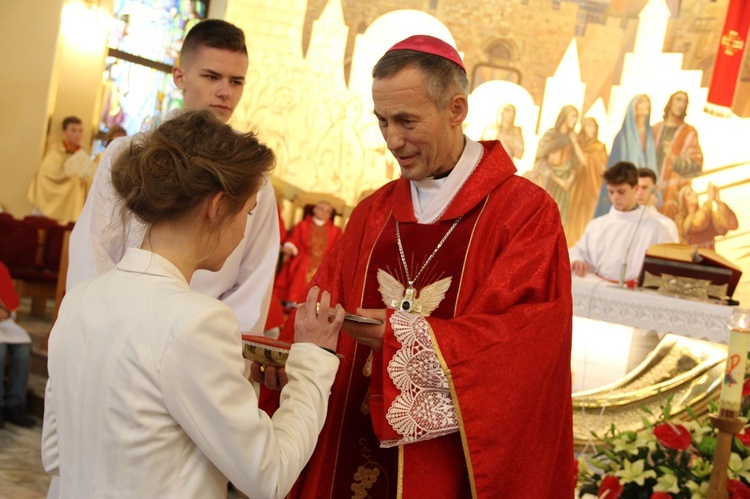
[708, 307, 750, 499]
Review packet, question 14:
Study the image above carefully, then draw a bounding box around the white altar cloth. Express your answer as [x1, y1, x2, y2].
[572, 274, 734, 344]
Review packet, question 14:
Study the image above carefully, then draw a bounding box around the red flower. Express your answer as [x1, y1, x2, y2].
[742, 376, 750, 397]
[598, 474, 623, 499]
[738, 428, 750, 446]
[650, 493, 672, 499]
[653, 423, 692, 450]
[728, 479, 750, 499]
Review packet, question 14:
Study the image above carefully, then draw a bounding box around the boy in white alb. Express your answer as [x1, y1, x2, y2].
[569, 161, 675, 285]
[636, 168, 680, 242]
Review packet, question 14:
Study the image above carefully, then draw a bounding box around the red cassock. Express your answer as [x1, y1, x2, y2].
[261, 141, 574, 498]
[274, 216, 343, 304]
[0, 261, 20, 311]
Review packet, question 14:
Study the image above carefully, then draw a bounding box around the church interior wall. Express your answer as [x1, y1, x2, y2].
[0, 0, 748, 304]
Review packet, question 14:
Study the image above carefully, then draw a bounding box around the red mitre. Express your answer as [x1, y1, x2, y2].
[386, 34, 465, 73]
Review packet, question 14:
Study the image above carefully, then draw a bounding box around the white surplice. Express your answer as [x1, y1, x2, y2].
[569, 205, 674, 282]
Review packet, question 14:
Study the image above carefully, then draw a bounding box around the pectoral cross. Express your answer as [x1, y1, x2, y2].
[390, 286, 422, 314]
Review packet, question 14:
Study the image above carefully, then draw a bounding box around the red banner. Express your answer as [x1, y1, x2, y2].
[705, 0, 750, 116]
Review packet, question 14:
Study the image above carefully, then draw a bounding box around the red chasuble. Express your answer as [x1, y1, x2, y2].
[261, 141, 574, 498]
[274, 216, 343, 304]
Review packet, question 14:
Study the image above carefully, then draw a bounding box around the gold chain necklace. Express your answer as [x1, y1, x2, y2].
[393, 216, 462, 312]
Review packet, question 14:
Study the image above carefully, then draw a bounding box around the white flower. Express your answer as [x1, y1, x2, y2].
[685, 420, 714, 445]
[653, 473, 680, 493]
[614, 459, 656, 486]
[634, 428, 657, 452]
[727, 452, 750, 482]
[689, 456, 712, 478]
[686, 479, 709, 499]
[612, 433, 641, 456]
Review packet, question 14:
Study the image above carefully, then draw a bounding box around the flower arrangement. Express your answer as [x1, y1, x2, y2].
[576, 394, 750, 499]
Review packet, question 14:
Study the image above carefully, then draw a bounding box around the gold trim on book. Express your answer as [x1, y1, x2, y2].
[641, 271, 729, 301]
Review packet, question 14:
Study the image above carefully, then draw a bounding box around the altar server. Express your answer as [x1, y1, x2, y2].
[67, 20, 280, 336]
[570, 161, 674, 285]
[42, 110, 344, 498]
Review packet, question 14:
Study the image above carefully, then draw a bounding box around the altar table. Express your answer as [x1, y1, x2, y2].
[572, 274, 735, 343]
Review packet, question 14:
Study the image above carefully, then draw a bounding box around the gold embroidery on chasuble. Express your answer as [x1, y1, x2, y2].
[306, 224, 327, 282]
[351, 439, 388, 499]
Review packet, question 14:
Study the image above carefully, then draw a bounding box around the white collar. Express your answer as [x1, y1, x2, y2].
[410, 137, 483, 224]
[116, 247, 189, 285]
[608, 204, 644, 220]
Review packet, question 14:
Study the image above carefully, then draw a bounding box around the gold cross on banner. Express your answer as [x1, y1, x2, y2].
[721, 30, 745, 56]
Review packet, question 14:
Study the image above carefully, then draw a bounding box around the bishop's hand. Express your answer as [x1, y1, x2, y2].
[342, 308, 387, 351]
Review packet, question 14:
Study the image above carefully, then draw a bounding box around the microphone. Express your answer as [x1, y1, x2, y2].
[619, 204, 647, 287]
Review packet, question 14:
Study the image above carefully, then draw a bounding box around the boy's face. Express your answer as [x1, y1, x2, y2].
[607, 182, 638, 212]
[635, 177, 656, 206]
[173, 46, 248, 123]
[62, 123, 83, 148]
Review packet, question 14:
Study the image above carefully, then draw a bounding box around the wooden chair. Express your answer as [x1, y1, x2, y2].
[289, 192, 347, 229]
[41, 230, 70, 351]
[0, 217, 70, 318]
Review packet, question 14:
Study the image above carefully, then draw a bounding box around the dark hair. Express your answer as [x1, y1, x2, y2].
[105, 125, 127, 146]
[663, 91, 688, 120]
[62, 116, 82, 130]
[603, 161, 638, 187]
[180, 19, 247, 67]
[111, 110, 274, 226]
[372, 50, 469, 108]
[637, 168, 657, 183]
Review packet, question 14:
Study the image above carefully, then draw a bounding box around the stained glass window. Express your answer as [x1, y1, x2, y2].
[94, 0, 208, 152]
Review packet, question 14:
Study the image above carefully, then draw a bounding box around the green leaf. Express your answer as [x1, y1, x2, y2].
[686, 406, 698, 420]
[658, 465, 675, 475]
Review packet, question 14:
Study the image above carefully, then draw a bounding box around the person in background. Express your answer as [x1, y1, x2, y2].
[635, 168, 679, 242]
[273, 200, 343, 308]
[653, 90, 703, 219]
[566, 116, 608, 247]
[593, 94, 657, 217]
[27, 116, 90, 224]
[534, 105, 583, 229]
[42, 109, 344, 498]
[570, 161, 673, 285]
[480, 103, 524, 161]
[675, 183, 738, 250]
[87, 125, 128, 197]
[0, 261, 36, 428]
[67, 19, 280, 336]
[258, 34, 574, 498]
